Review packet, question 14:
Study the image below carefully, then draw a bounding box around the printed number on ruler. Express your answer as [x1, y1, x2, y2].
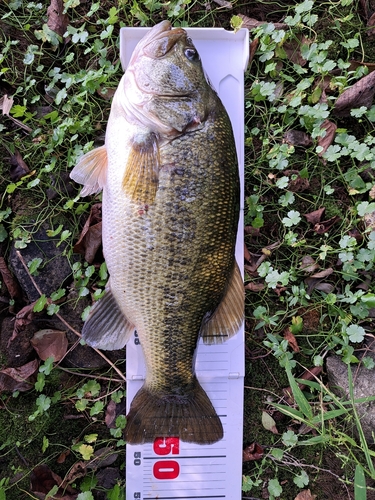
[153, 437, 180, 480]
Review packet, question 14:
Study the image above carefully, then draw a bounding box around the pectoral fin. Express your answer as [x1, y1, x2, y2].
[70, 145, 108, 196]
[201, 262, 244, 344]
[82, 287, 134, 350]
[122, 132, 159, 204]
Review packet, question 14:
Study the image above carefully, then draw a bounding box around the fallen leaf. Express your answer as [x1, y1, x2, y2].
[244, 282, 265, 292]
[313, 216, 341, 234]
[47, 0, 69, 38]
[300, 255, 319, 274]
[0, 257, 22, 299]
[317, 120, 337, 157]
[284, 328, 300, 353]
[243, 442, 264, 462]
[294, 489, 317, 500]
[333, 70, 375, 117]
[313, 282, 334, 294]
[30, 329, 68, 362]
[310, 267, 333, 279]
[0, 359, 39, 393]
[0, 94, 13, 115]
[30, 464, 77, 498]
[87, 447, 118, 470]
[56, 449, 71, 464]
[262, 411, 278, 434]
[283, 130, 312, 148]
[238, 13, 288, 30]
[367, 12, 375, 37]
[244, 226, 260, 236]
[304, 207, 325, 225]
[283, 35, 309, 66]
[105, 399, 117, 428]
[284, 170, 310, 192]
[96, 87, 116, 100]
[248, 37, 259, 66]
[9, 149, 30, 181]
[73, 204, 102, 263]
[212, 0, 232, 8]
[244, 244, 251, 262]
[7, 302, 35, 347]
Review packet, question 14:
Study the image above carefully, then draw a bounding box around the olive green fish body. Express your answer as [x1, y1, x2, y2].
[70, 21, 244, 444]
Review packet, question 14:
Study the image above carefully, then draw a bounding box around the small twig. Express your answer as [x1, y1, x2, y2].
[15, 250, 126, 382]
[56, 366, 124, 383]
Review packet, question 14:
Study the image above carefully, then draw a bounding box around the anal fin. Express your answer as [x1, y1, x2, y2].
[82, 288, 134, 350]
[201, 262, 244, 344]
[122, 132, 159, 205]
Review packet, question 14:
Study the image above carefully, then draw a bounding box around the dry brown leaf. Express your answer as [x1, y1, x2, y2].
[283, 130, 312, 148]
[30, 329, 68, 361]
[212, 0, 232, 8]
[294, 489, 317, 500]
[7, 302, 35, 346]
[367, 12, 375, 37]
[249, 37, 259, 66]
[238, 13, 288, 30]
[244, 244, 251, 262]
[47, 0, 69, 38]
[96, 87, 116, 100]
[56, 449, 71, 464]
[87, 447, 118, 470]
[300, 255, 319, 274]
[317, 120, 337, 157]
[0, 256, 22, 299]
[333, 70, 375, 117]
[313, 216, 341, 234]
[9, 149, 30, 181]
[0, 94, 13, 115]
[348, 60, 375, 72]
[283, 35, 309, 66]
[284, 170, 310, 192]
[30, 464, 77, 498]
[369, 185, 375, 199]
[105, 399, 117, 428]
[313, 282, 334, 294]
[303, 207, 325, 224]
[73, 203, 102, 263]
[244, 282, 265, 292]
[284, 327, 300, 353]
[310, 267, 333, 279]
[0, 359, 39, 393]
[243, 442, 264, 462]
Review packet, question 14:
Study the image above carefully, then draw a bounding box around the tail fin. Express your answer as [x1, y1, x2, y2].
[125, 378, 223, 445]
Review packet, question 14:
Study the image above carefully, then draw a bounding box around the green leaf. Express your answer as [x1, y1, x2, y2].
[0, 224, 8, 242]
[90, 401, 104, 416]
[268, 478, 282, 497]
[78, 444, 94, 461]
[282, 210, 301, 227]
[42, 436, 49, 453]
[282, 430, 298, 447]
[33, 294, 47, 312]
[293, 470, 309, 488]
[354, 464, 367, 500]
[346, 324, 366, 343]
[84, 433, 98, 443]
[285, 363, 313, 420]
[28, 257, 43, 275]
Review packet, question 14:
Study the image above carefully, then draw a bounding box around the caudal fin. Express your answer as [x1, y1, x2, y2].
[125, 378, 223, 444]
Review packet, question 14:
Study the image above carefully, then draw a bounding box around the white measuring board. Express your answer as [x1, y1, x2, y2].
[120, 25, 249, 500]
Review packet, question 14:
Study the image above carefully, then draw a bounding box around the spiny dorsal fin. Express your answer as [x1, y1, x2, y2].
[122, 132, 159, 205]
[201, 262, 244, 344]
[70, 145, 107, 197]
[82, 287, 134, 350]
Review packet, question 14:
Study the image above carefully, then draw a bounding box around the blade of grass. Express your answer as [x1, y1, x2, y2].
[354, 464, 367, 500]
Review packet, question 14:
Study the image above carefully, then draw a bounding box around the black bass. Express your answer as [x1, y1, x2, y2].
[70, 21, 244, 445]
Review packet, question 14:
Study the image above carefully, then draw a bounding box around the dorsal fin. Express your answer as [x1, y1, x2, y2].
[70, 145, 108, 196]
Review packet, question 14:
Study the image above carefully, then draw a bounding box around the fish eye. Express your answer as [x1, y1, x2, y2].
[184, 48, 199, 62]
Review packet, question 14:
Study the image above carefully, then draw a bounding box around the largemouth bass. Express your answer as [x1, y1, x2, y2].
[70, 21, 244, 445]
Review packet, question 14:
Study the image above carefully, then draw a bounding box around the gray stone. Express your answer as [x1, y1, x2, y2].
[326, 352, 375, 443]
[9, 222, 72, 302]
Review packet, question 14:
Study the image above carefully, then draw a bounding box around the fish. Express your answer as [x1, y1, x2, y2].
[70, 20, 244, 445]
